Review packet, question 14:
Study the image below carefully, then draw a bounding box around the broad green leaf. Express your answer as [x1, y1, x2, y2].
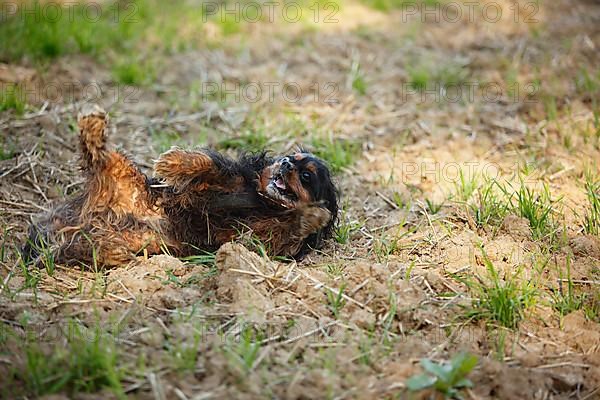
[452, 353, 478, 380]
[454, 378, 474, 388]
[421, 358, 451, 381]
[406, 374, 436, 391]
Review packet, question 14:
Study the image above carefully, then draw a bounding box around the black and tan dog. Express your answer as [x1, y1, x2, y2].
[23, 107, 338, 267]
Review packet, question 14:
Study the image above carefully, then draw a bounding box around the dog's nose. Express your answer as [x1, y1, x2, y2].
[281, 158, 294, 172]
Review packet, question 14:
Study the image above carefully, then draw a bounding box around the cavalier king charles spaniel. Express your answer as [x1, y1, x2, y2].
[23, 107, 338, 267]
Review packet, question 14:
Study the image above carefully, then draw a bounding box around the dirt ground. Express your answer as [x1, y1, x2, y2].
[1, 0, 600, 399]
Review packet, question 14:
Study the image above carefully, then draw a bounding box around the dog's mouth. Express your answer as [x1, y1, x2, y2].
[265, 172, 298, 205]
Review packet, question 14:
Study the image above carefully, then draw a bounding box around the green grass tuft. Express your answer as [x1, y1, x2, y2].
[349, 60, 367, 95]
[335, 206, 362, 244]
[0, 1, 142, 62]
[168, 330, 203, 373]
[14, 321, 124, 398]
[453, 169, 479, 203]
[372, 232, 401, 262]
[470, 179, 511, 228]
[425, 198, 444, 214]
[111, 57, 155, 86]
[462, 247, 537, 329]
[223, 325, 263, 372]
[326, 283, 347, 319]
[408, 60, 469, 91]
[0, 84, 26, 115]
[311, 136, 360, 173]
[550, 254, 584, 320]
[218, 128, 272, 153]
[583, 170, 600, 235]
[509, 180, 560, 242]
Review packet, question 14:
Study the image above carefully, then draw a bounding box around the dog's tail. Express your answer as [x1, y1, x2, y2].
[78, 105, 110, 170]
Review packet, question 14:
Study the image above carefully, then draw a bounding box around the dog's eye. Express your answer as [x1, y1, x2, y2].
[301, 171, 311, 183]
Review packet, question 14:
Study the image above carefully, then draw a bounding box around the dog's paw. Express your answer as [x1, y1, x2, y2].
[78, 105, 109, 167]
[298, 206, 332, 238]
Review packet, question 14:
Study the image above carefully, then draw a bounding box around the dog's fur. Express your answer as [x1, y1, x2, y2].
[23, 107, 338, 267]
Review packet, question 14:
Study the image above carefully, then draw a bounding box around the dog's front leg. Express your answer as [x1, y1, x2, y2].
[154, 148, 241, 191]
[246, 205, 332, 258]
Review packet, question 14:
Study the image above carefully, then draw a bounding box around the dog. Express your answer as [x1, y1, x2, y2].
[23, 107, 338, 267]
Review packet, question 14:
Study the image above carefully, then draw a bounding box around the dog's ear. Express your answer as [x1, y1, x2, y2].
[321, 178, 339, 238]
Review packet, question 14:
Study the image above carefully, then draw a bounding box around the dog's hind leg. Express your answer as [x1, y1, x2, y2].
[25, 107, 168, 267]
[45, 107, 166, 266]
[77, 106, 160, 220]
[48, 224, 166, 268]
[78, 105, 111, 171]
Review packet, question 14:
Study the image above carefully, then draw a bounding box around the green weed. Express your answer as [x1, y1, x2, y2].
[453, 169, 479, 203]
[311, 136, 361, 173]
[179, 251, 219, 285]
[180, 251, 217, 267]
[16, 321, 124, 398]
[219, 131, 271, 153]
[0, 226, 9, 262]
[504, 65, 519, 99]
[168, 330, 203, 373]
[381, 290, 398, 344]
[462, 248, 537, 329]
[406, 352, 478, 400]
[349, 59, 367, 95]
[583, 170, 600, 235]
[150, 128, 183, 153]
[425, 198, 444, 214]
[550, 254, 584, 320]
[224, 325, 263, 372]
[372, 233, 400, 262]
[583, 292, 600, 322]
[325, 263, 346, 277]
[392, 191, 411, 209]
[17, 250, 40, 298]
[238, 233, 270, 259]
[0, 84, 26, 115]
[217, 123, 274, 153]
[0, 138, 16, 160]
[357, 335, 374, 365]
[408, 66, 430, 91]
[509, 180, 560, 242]
[408, 60, 469, 91]
[543, 96, 558, 120]
[39, 245, 56, 277]
[574, 67, 600, 97]
[326, 283, 347, 319]
[0, 1, 141, 62]
[335, 219, 362, 244]
[111, 57, 155, 86]
[470, 179, 510, 228]
[492, 328, 509, 361]
[0, 0, 221, 64]
[335, 207, 362, 244]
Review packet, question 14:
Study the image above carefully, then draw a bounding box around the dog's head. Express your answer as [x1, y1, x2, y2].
[259, 151, 338, 246]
